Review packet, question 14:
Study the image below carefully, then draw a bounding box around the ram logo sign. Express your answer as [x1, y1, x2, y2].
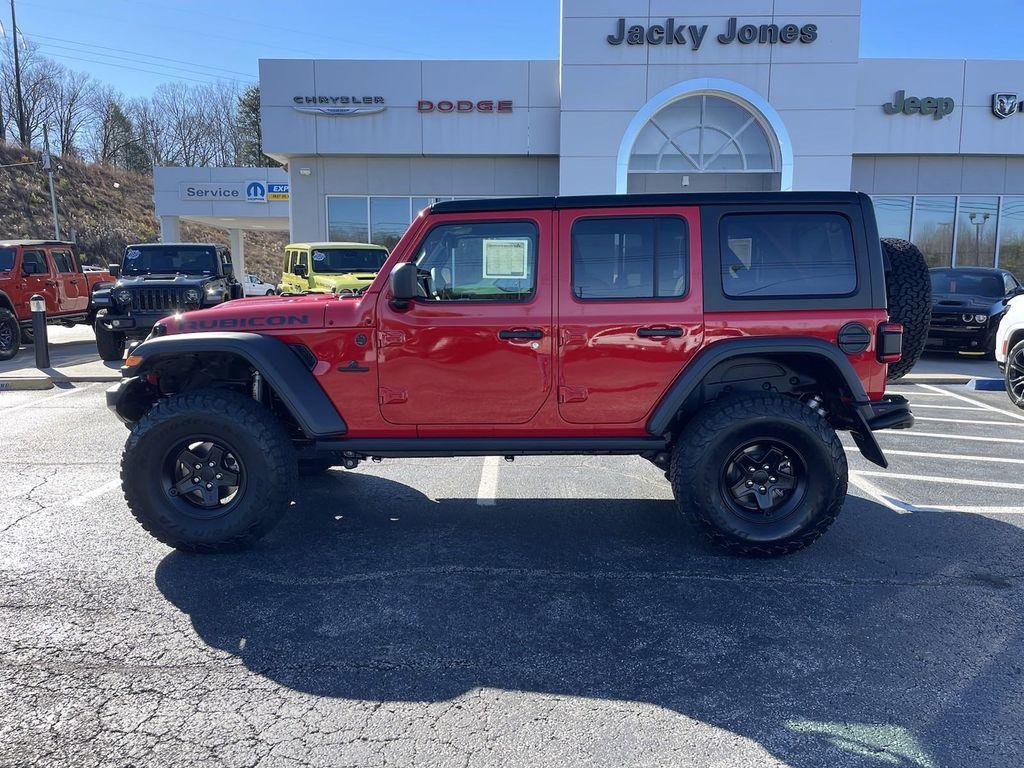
[993, 93, 1019, 119]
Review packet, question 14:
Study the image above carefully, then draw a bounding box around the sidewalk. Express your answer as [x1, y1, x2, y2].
[0, 326, 121, 390]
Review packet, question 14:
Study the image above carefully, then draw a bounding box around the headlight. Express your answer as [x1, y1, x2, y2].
[115, 289, 132, 305]
[183, 288, 202, 305]
[974, 314, 988, 324]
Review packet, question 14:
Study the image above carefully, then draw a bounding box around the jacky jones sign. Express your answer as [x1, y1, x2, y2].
[606, 17, 817, 49]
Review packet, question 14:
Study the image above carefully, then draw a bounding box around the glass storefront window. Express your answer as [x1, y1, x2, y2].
[955, 196, 999, 267]
[872, 196, 913, 240]
[327, 197, 369, 243]
[999, 196, 1024, 281]
[911, 196, 955, 268]
[370, 197, 412, 251]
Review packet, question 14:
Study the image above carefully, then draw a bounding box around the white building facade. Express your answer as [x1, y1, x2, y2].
[255, 0, 1024, 275]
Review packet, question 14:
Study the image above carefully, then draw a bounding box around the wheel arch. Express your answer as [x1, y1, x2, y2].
[648, 337, 871, 436]
[0, 290, 16, 314]
[114, 332, 347, 438]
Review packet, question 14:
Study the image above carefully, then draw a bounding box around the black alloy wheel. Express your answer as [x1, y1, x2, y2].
[0, 308, 19, 361]
[163, 438, 245, 519]
[1007, 340, 1024, 408]
[720, 440, 807, 522]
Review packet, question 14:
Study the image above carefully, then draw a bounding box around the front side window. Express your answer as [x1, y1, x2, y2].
[720, 213, 857, 298]
[22, 250, 48, 275]
[51, 249, 76, 273]
[0, 247, 16, 271]
[571, 216, 688, 300]
[310, 247, 387, 274]
[122, 246, 218, 276]
[413, 221, 538, 302]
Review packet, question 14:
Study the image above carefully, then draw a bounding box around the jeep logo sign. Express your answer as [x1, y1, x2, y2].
[882, 90, 955, 120]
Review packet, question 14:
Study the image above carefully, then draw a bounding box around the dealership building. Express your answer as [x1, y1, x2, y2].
[156, 0, 1024, 275]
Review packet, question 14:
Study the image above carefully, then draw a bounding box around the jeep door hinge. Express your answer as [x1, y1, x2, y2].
[378, 330, 406, 347]
[560, 328, 587, 346]
[378, 387, 408, 405]
[558, 385, 588, 404]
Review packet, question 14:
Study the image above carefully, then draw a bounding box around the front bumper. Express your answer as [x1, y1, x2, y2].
[100, 312, 167, 335]
[925, 324, 994, 353]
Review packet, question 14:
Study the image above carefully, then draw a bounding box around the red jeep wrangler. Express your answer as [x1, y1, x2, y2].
[0, 240, 112, 361]
[107, 193, 929, 555]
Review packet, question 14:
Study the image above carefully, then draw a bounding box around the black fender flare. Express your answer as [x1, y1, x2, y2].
[647, 336, 871, 436]
[0, 289, 16, 313]
[122, 332, 347, 437]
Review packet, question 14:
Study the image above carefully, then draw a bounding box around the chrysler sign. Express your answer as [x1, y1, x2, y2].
[292, 95, 386, 116]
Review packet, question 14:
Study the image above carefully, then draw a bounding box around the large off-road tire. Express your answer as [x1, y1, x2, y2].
[1006, 339, 1024, 410]
[19, 325, 33, 345]
[0, 307, 19, 361]
[670, 393, 848, 556]
[94, 314, 126, 361]
[882, 237, 932, 382]
[122, 389, 297, 552]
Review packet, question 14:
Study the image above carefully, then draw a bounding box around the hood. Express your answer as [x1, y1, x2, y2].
[116, 274, 218, 287]
[932, 294, 1003, 313]
[159, 293, 338, 335]
[309, 272, 378, 292]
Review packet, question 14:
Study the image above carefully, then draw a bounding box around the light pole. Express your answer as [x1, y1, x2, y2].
[968, 211, 990, 266]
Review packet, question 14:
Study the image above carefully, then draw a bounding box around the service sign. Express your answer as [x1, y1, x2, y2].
[179, 182, 245, 201]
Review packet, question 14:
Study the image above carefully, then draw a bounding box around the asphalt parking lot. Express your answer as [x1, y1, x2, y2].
[2, 383, 1023, 767]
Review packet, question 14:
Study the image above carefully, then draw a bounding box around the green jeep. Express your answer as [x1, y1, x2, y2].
[279, 242, 389, 296]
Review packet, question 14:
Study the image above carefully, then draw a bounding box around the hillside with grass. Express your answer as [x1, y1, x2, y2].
[0, 143, 287, 282]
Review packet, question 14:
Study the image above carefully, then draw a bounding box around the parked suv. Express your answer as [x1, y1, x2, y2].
[108, 193, 928, 555]
[926, 267, 1023, 358]
[0, 240, 112, 361]
[279, 242, 389, 296]
[996, 290, 1024, 409]
[92, 243, 242, 361]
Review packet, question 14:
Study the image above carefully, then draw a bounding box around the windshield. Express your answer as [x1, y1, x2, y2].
[0, 247, 14, 271]
[310, 248, 386, 274]
[122, 246, 219, 276]
[930, 270, 1004, 298]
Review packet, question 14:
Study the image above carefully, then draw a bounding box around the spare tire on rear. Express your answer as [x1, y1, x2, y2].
[881, 238, 932, 382]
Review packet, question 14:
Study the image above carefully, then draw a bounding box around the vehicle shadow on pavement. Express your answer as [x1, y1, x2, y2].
[155, 469, 1024, 768]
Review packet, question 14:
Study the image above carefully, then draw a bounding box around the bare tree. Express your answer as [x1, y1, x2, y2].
[0, 40, 57, 147]
[49, 65, 97, 156]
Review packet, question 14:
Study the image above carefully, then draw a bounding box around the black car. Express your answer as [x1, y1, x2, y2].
[926, 267, 1024, 357]
[92, 243, 243, 361]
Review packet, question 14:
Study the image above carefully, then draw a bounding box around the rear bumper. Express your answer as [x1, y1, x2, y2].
[849, 394, 913, 469]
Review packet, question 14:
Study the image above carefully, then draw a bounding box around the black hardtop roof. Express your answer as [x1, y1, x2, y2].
[430, 191, 869, 215]
[127, 242, 220, 249]
[0, 239, 76, 248]
[931, 266, 1010, 275]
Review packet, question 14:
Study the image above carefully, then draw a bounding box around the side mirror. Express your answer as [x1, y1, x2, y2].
[108, 264, 120, 278]
[293, 262, 308, 277]
[389, 262, 418, 309]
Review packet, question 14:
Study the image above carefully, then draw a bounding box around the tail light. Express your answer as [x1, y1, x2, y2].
[877, 322, 903, 363]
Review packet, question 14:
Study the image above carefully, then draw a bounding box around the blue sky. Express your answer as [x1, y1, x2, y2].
[7, 0, 1024, 96]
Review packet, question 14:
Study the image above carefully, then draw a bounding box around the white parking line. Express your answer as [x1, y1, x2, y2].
[885, 388, 947, 397]
[844, 445, 1024, 465]
[852, 470, 1024, 491]
[879, 430, 1024, 445]
[918, 383, 1024, 422]
[68, 479, 121, 507]
[914, 416, 1024, 427]
[0, 382, 97, 414]
[476, 456, 500, 506]
[910, 403, 988, 411]
[847, 472, 910, 512]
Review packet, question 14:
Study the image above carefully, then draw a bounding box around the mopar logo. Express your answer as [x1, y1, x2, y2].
[246, 181, 267, 203]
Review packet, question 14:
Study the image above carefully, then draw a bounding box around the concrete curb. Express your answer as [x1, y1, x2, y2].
[900, 374, 1004, 385]
[0, 377, 56, 391]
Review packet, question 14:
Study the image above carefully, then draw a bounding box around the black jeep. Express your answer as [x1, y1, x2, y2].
[92, 243, 243, 361]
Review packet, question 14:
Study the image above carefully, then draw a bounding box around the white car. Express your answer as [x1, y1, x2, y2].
[243, 273, 277, 297]
[996, 292, 1024, 409]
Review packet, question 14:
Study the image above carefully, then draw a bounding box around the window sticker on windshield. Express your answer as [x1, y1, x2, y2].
[312, 251, 327, 262]
[482, 239, 529, 279]
[126, 249, 141, 260]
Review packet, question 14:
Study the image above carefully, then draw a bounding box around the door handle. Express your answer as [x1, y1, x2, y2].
[637, 326, 684, 338]
[45, 279, 57, 287]
[498, 329, 543, 340]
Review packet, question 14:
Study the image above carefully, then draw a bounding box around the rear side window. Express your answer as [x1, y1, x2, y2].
[720, 213, 857, 298]
[571, 216, 688, 300]
[51, 249, 76, 273]
[22, 250, 48, 275]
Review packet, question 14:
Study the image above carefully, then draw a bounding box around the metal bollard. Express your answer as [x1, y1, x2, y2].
[30, 294, 50, 369]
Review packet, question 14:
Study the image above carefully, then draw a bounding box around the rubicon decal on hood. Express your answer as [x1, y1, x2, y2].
[180, 315, 313, 331]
